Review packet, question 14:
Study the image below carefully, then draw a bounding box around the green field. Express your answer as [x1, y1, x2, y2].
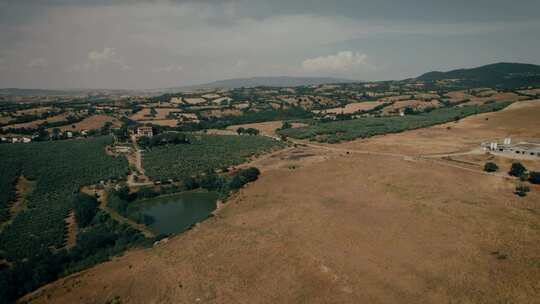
[0, 136, 128, 260]
[143, 134, 284, 181]
[278, 102, 512, 142]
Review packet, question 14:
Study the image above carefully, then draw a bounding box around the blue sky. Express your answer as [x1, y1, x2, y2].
[0, 0, 539, 89]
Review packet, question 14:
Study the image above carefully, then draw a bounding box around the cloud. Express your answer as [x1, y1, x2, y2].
[151, 64, 183, 73]
[71, 47, 131, 71]
[302, 51, 371, 73]
[27, 57, 48, 68]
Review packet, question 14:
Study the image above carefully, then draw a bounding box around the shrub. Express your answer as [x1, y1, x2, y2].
[228, 167, 261, 190]
[509, 162, 527, 177]
[529, 172, 540, 184]
[484, 162, 499, 172]
[515, 185, 530, 197]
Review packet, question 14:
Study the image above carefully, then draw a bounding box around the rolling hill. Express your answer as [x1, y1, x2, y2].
[417, 62, 540, 88]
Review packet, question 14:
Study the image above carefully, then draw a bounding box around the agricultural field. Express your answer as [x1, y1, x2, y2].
[381, 99, 441, 114]
[279, 101, 512, 142]
[56, 114, 121, 132]
[1, 112, 72, 130]
[0, 137, 128, 261]
[313, 101, 387, 114]
[143, 134, 284, 181]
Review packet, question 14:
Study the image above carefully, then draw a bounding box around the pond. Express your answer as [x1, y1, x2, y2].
[140, 191, 220, 235]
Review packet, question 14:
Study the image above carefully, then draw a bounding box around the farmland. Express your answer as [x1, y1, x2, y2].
[278, 101, 512, 142]
[23, 100, 540, 304]
[143, 134, 284, 181]
[0, 137, 128, 261]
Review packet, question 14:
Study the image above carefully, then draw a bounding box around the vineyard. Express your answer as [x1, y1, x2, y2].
[278, 102, 512, 142]
[143, 134, 284, 181]
[0, 136, 128, 261]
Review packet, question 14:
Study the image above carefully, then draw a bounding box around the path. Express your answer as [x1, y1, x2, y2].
[127, 135, 153, 187]
[64, 210, 78, 249]
[81, 186, 156, 238]
[291, 139, 516, 181]
[0, 175, 32, 232]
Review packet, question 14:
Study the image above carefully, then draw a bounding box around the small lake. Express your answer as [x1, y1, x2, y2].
[140, 191, 219, 235]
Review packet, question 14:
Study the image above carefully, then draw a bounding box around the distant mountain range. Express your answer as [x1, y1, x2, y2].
[0, 88, 143, 97]
[176, 76, 355, 90]
[2, 63, 540, 96]
[417, 62, 540, 88]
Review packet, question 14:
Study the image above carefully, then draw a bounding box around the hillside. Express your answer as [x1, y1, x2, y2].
[418, 62, 540, 88]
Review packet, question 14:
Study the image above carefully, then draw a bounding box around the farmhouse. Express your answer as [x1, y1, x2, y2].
[483, 138, 540, 159]
[136, 126, 154, 137]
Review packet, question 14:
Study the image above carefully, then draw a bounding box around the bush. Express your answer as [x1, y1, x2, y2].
[509, 162, 527, 177]
[515, 185, 530, 197]
[229, 167, 261, 190]
[484, 162, 499, 172]
[529, 172, 540, 184]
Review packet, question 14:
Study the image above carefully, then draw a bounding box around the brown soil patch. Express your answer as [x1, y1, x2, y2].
[64, 210, 78, 249]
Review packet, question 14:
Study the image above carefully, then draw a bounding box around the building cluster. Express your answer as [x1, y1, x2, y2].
[483, 138, 540, 159]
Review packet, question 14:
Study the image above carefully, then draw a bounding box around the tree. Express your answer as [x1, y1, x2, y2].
[280, 121, 292, 130]
[228, 167, 261, 190]
[236, 127, 245, 135]
[509, 162, 527, 177]
[484, 162, 499, 172]
[404, 107, 415, 115]
[184, 176, 199, 190]
[529, 171, 540, 184]
[52, 128, 62, 140]
[73, 193, 99, 228]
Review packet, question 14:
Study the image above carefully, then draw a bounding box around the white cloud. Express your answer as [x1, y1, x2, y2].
[302, 51, 371, 73]
[27, 57, 48, 68]
[71, 47, 131, 71]
[151, 65, 183, 73]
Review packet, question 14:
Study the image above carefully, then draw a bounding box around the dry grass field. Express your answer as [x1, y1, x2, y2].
[314, 101, 387, 114]
[23, 100, 540, 304]
[57, 115, 121, 131]
[382, 99, 441, 115]
[130, 108, 181, 121]
[340, 100, 540, 155]
[2, 112, 72, 130]
[138, 119, 179, 127]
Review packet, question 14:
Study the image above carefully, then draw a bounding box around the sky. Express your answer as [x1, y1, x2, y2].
[0, 0, 539, 89]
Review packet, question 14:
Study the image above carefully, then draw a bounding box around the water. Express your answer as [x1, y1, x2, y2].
[140, 191, 219, 235]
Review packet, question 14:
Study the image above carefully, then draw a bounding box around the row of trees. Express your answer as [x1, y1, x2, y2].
[138, 132, 190, 149]
[236, 127, 260, 136]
